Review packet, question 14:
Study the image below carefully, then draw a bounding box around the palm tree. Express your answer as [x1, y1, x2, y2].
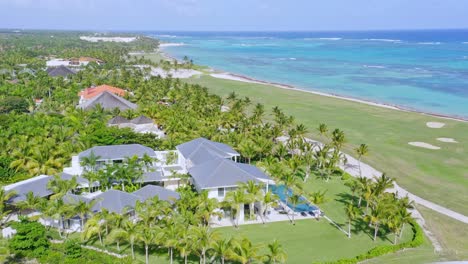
[308, 190, 327, 205]
[196, 191, 221, 226]
[317, 123, 328, 138]
[17, 191, 42, 215]
[74, 199, 97, 231]
[374, 173, 394, 197]
[239, 140, 256, 164]
[365, 200, 388, 242]
[211, 238, 234, 264]
[289, 194, 303, 225]
[260, 191, 278, 224]
[274, 144, 289, 161]
[231, 238, 264, 264]
[278, 173, 302, 209]
[122, 220, 139, 259]
[41, 198, 70, 238]
[345, 203, 359, 238]
[331, 128, 346, 151]
[106, 227, 127, 251]
[240, 180, 263, 221]
[80, 151, 101, 172]
[355, 144, 369, 177]
[47, 174, 77, 200]
[163, 223, 179, 264]
[398, 208, 413, 240]
[0, 189, 17, 226]
[177, 227, 193, 264]
[82, 215, 105, 246]
[191, 225, 219, 264]
[224, 189, 248, 228]
[267, 239, 287, 264]
[356, 177, 372, 208]
[137, 225, 159, 264]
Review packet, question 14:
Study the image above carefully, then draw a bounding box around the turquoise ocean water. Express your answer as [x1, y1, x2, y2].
[146, 31, 468, 119]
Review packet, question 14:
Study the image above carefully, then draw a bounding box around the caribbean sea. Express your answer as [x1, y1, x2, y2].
[145, 30, 468, 119]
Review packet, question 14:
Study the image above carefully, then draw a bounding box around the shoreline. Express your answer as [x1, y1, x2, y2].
[157, 46, 468, 122]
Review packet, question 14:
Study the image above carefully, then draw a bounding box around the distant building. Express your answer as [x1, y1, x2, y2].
[108, 115, 165, 138]
[46, 65, 76, 78]
[47, 57, 104, 67]
[77, 91, 137, 111]
[78, 84, 127, 104]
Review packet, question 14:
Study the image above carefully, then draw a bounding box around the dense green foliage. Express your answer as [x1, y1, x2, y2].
[321, 220, 424, 264]
[0, 31, 424, 263]
[9, 219, 50, 258]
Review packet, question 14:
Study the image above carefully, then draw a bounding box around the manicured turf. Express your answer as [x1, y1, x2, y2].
[72, 177, 417, 263]
[130, 52, 167, 63]
[219, 176, 415, 263]
[417, 205, 468, 260]
[186, 75, 468, 216]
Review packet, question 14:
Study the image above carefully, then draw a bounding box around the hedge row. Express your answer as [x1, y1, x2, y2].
[319, 219, 424, 264]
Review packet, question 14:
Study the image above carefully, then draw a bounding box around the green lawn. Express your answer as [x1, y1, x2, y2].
[417, 205, 468, 260]
[70, 176, 420, 263]
[186, 75, 468, 217]
[130, 52, 167, 64]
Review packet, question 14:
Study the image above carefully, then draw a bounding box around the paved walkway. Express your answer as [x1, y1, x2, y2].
[341, 153, 468, 224]
[301, 138, 468, 252]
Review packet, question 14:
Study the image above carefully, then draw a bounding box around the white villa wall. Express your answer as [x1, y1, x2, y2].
[63, 155, 83, 175]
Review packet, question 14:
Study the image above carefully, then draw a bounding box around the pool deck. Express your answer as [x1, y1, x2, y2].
[210, 203, 321, 228]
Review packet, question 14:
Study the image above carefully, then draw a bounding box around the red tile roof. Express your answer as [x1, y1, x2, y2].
[79, 85, 126, 100]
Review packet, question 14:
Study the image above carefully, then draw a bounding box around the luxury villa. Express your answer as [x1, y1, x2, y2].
[4, 138, 287, 231]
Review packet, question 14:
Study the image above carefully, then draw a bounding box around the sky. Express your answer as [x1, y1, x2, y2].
[1, 0, 468, 31]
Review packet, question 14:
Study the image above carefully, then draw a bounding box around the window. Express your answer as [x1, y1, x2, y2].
[218, 188, 225, 197]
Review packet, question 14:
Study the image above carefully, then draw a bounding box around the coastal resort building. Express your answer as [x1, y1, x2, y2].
[108, 115, 165, 138]
[46, 65, 76, 78]
[176, 137, 241, 168]
[3, 137, 290, 231]
[66, 144, 157, 175]
[78, 84, 127, 104]
[77, 91, 137, 111]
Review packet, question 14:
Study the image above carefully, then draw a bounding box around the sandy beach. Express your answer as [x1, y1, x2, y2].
[80, 36, 136, 43]
[209, 72, 468, 122]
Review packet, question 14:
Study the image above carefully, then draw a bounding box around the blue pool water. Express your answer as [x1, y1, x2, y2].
[146, 30, 468, 119]
[270, 185, 319, 213]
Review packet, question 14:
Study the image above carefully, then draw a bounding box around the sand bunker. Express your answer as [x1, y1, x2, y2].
[426, 122, 445, 128]
[408, 142, 441, 150]
[437, 138, 458, 143]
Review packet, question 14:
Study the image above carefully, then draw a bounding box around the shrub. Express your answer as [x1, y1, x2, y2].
[318, 219, 424, 264]
[9, 219, 50, 258]
[64, 239, 82, 259]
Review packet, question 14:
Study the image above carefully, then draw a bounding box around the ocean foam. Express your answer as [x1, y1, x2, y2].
[363, 65, 386, 69]
[364, 38, 402, 43]
[418, 42, 441, 45]
[304, 37, 342, 41]
[155, 34, 178, 38]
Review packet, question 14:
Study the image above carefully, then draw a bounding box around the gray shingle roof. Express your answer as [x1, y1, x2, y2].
[78, 91, 137, 111]
[108, 116, 130, 125]
[78, 144, 156, 161]
[4, 175, 53, 203]
[138, 170, 164, 183]
[61, 172, 92, 186]
[46, 65, 75, 77]
[62, 194, 92, 205]
[131, 115, 153, 125]
[189, 159, 269, 189]
[92, 190, 140, 214]
[176, 138, 239, 166]
[132, 185, 180, 203]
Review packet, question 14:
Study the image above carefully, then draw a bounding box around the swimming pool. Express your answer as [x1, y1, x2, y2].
[270, 185, 320, 213]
